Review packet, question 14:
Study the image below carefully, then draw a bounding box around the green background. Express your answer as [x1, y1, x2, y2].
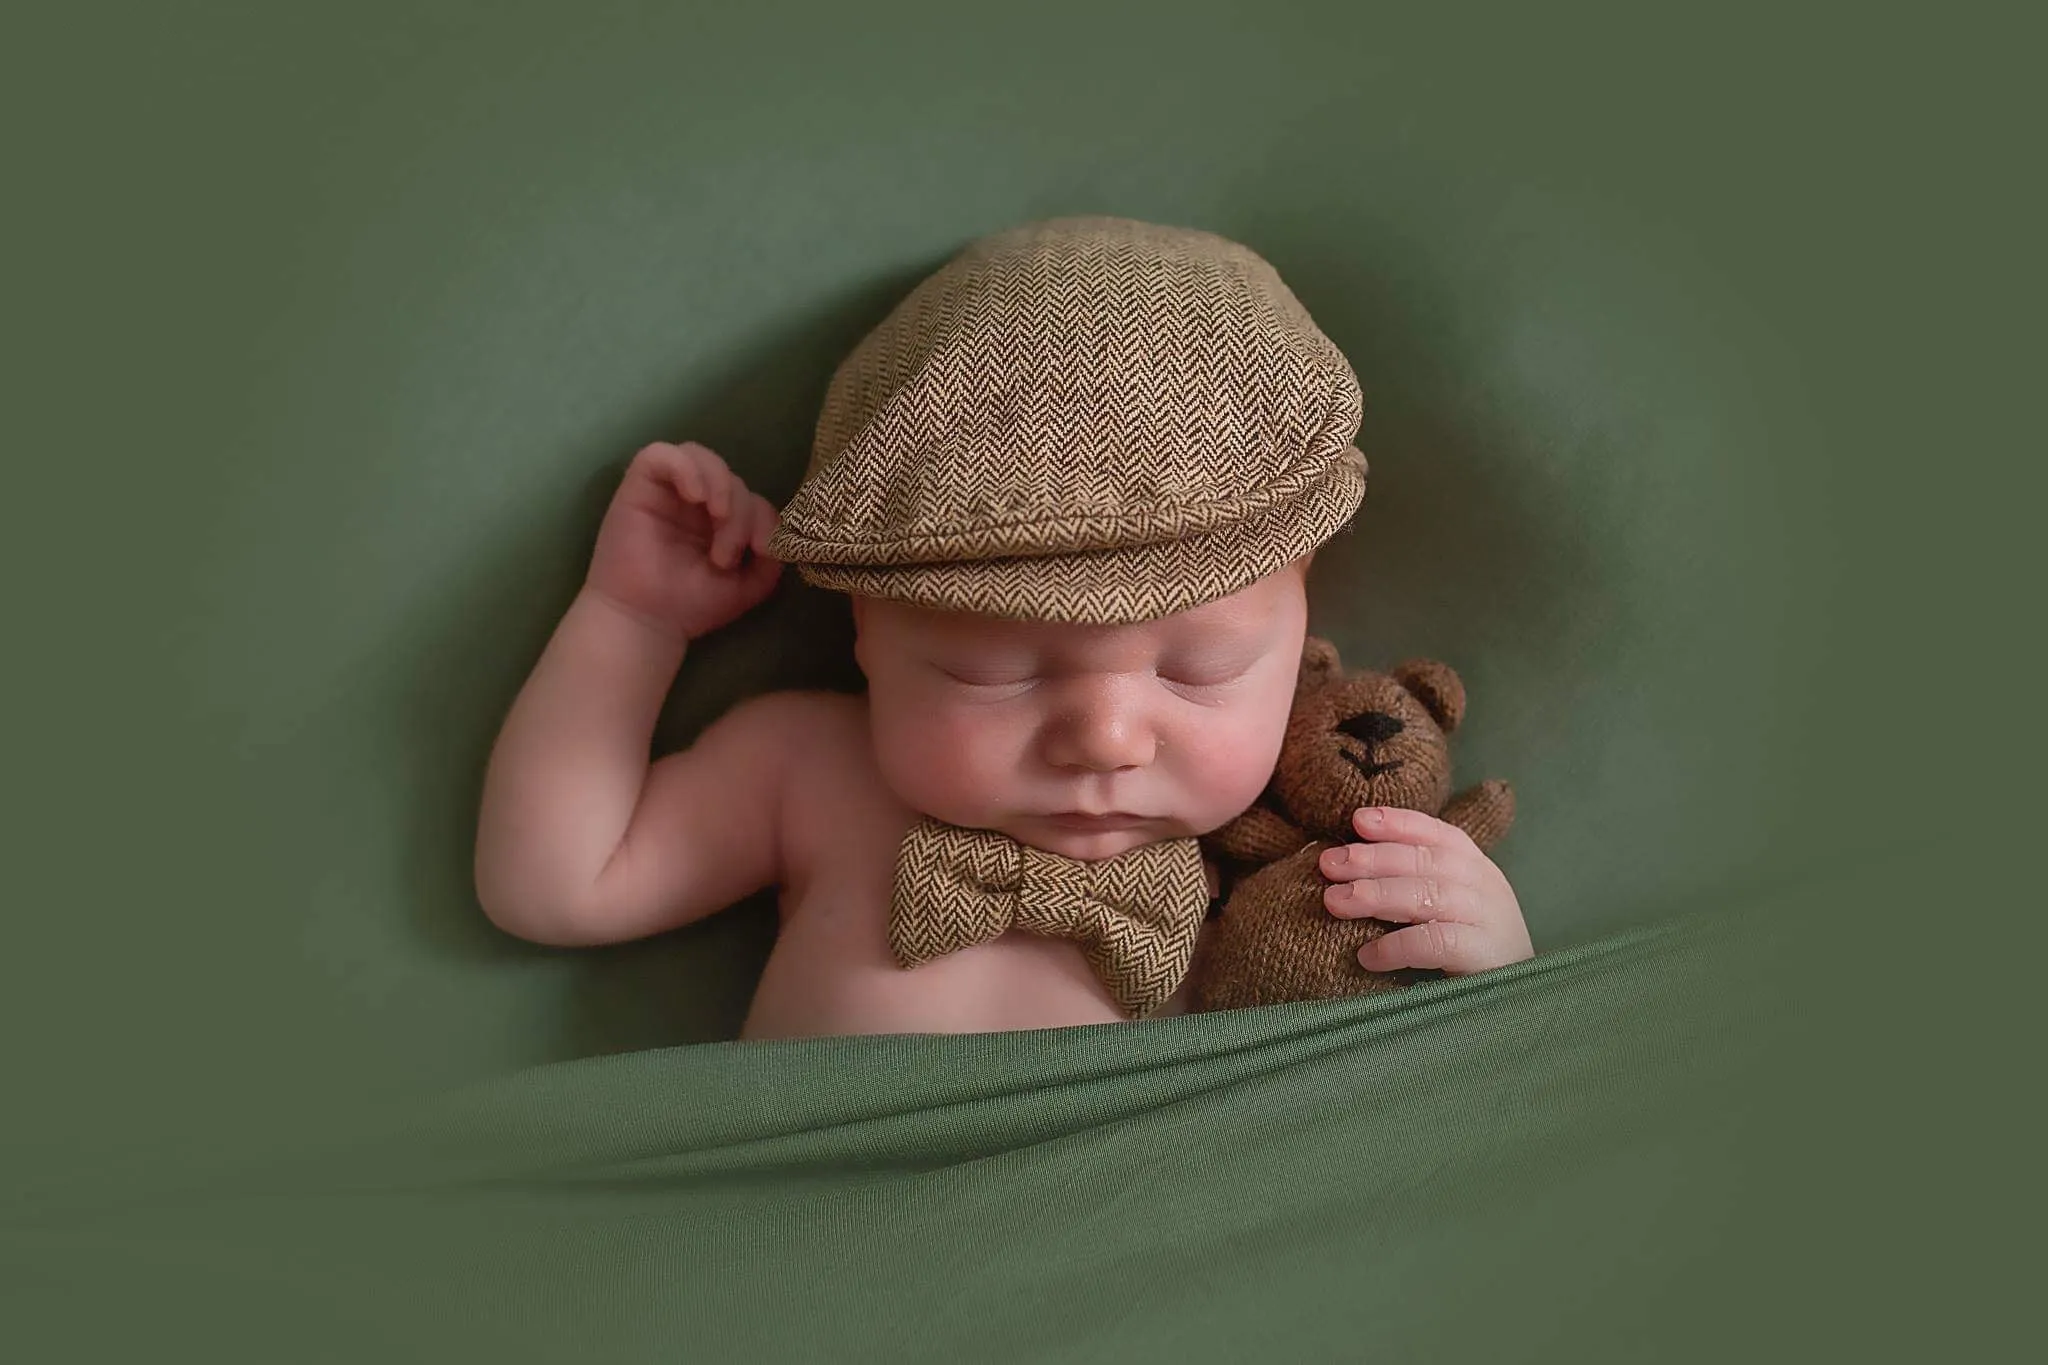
[2, 1, 2034, 1356]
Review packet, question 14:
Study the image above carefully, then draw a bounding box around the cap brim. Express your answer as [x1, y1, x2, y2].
[790, 460, 1365, 623]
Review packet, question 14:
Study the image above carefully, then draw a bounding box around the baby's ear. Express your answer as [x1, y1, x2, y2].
[1392, 658, 1467, 733]
[849, 596, 875, 677]
[1298, 636, 1343, 691]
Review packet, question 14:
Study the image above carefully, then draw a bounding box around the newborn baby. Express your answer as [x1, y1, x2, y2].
[474, 218, 1531, 1039]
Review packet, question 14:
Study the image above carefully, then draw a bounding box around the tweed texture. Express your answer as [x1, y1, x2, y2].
[769, 216, 1368, 622]
[1193, 638, 1516, 1011]
[889, 818, 1210, 1019]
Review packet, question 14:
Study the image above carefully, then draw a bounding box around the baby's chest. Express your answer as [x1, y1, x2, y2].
[749, 726, 1213, 1037]
[765, 749, 921, 977]
[779, 748, 914, 920]
[750, 847, 1129, 1039]
[750, 763, 1131, 1036]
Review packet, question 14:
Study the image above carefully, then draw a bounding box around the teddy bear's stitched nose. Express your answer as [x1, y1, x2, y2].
[1337, 711, 1405, 746]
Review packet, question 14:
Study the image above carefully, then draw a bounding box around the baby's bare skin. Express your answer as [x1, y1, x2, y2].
[739, 690, 1208, 1037]
[475, 442, 1533, 1040]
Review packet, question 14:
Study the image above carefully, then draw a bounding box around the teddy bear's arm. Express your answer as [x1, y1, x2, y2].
[1202, 804, 1313, 866]
[1440, 779, 1517, 853]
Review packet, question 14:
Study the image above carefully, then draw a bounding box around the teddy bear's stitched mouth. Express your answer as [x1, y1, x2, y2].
[1339, 745, 1403, 780]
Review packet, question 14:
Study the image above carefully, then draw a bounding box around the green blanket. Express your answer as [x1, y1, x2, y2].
[6, 3, 2023, 1360]
[6, 880, 1901, 1364]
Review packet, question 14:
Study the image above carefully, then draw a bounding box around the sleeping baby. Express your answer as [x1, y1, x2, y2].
[473, 217, 1532, 1039]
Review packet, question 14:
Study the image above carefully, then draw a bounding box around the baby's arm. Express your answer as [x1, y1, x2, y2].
[474, 442, 790, 947]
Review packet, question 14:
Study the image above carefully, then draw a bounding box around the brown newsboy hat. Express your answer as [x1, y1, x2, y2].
[767, 216, 1368, 623]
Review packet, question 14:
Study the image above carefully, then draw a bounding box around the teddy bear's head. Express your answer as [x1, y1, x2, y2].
[1272, 637, 1469, 841]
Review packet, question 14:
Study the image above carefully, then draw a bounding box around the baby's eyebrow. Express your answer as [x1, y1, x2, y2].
[1160, 615, 1274, 655]
[1157, 645, 1265, 675]
[932, 614, 1277, 674]
[928, 643, 1040, 671]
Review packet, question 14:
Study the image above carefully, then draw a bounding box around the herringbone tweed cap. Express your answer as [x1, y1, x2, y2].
[769, 216, 1369, 623]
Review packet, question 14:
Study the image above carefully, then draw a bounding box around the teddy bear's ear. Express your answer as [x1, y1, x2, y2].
[1392, 658, 1467, 733]
[1298, 636, 1343, 691]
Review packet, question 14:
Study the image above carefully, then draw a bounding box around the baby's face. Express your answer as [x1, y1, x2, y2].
[854, 561, 1310, 860]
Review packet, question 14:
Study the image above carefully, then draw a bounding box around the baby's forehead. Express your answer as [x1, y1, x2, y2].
[876, 592, 1288, 660]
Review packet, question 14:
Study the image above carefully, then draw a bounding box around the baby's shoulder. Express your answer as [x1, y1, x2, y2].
[734, 685, 866, 735]
[717, 686, 866, 755]
[727, 688, 902, 882]
[719, 687, 878, 794]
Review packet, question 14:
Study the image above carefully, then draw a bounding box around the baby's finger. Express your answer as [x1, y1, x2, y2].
[1358, 920, 1502, 975]
[708, 483, 754, 568]
[1324, 874, 1480, 923]
[680, 443, 733, 522]
[660, 445, 707, 507]
[1318, 839, 1477, 886]
[1351, 805, 1479, 853]
[750, 494, 780, 557]
[739, 528, 784, 593]
[673, 439, 728, 474]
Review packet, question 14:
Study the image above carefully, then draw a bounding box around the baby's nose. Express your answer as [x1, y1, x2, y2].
[1043, 681, 1158, 772]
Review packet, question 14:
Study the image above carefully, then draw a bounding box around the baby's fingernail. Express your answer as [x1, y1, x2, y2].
[1357, 808, 1382, 829]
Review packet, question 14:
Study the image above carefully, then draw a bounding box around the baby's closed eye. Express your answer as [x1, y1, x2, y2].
[1159, 665, 1251, 689]
[936, 665, 1036, 687]
[1156, 653, 1261, 690]
[941, 666, 1250, 692]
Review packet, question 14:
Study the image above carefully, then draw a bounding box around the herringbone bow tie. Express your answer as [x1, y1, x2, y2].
[888, 817, 1210, 1019]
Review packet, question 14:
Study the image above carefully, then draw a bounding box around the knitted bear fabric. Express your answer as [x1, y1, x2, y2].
[1193, 638, 1516, 1011]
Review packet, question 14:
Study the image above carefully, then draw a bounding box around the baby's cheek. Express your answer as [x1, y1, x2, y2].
[872, 701, 1011, 822]
[1176, 698, 1293, 829]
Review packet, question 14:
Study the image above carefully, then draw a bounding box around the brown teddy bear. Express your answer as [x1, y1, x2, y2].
[1192, 636, 1517, 1011]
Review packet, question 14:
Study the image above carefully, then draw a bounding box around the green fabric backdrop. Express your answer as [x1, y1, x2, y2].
[3, 2, 2033, 1360]
[0, 907, 1853, 1363]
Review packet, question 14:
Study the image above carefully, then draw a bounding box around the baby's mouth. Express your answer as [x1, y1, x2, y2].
[1043, 812, 1152, 832]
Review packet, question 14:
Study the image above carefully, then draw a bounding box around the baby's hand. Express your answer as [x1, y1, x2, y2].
[1317, 806, 1533, 974]
[585, 441, 782, 641]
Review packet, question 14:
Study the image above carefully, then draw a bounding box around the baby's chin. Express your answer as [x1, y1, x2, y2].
[1001, 816, 1187, 862]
